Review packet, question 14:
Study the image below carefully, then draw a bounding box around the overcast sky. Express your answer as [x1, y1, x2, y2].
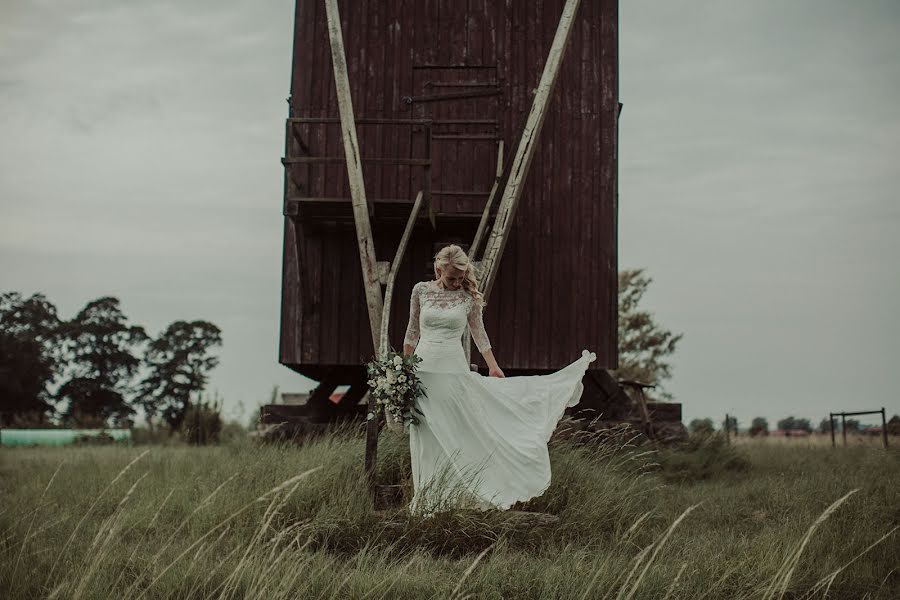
[2, 0, 898, 428]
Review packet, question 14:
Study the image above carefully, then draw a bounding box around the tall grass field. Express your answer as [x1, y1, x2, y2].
[1, 425, 897, 599]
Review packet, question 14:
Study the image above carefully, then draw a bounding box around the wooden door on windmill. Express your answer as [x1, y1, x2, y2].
[408, 66, 503, 215]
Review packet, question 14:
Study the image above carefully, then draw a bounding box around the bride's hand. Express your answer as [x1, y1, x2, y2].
[489, 366, 505, 378]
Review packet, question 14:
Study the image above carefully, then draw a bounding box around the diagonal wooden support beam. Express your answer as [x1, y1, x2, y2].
[324, 0, 387, 497]
[379, 190, 425, 358]
[469, 139, 504, 262]
[365, 190, 424, 488]
[324, 0, 383, 352]
[478, 0, 583, 302]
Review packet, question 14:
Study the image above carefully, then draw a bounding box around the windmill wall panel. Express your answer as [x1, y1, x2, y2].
[279, 0, 619, 377]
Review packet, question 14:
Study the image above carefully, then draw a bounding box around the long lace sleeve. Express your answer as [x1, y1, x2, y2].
[403, 282, 422, 348]
[467, 299, 492, 353]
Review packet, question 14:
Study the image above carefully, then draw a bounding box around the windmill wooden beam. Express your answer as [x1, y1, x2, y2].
[324, 0, 383, 353]
[478, 0, 583, 302]
[324, 0, 389, 494]
[379, 190, 425, 358]
[470, 139, 504, 261]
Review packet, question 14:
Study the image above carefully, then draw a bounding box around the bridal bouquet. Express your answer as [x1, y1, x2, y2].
[365, 350, 426, 434]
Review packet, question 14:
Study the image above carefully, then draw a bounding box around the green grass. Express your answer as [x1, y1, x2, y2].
[1, 426, 897, 599]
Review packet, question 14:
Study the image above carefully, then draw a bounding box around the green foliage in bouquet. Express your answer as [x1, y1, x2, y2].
[365, 350, 426, 431]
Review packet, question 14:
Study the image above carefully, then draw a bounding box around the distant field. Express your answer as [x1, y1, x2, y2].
[1, 427, 898, 599]
[732, 432, 893, 448]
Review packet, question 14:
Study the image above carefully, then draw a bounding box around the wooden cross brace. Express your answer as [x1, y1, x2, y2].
[324, 0, 426, 495]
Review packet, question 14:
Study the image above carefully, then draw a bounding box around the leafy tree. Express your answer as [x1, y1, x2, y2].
[181, 392, 223, 445]
[0, 292, 64, 425]
[611, 269, 684, 401]
[777, 416, 811, 432]
[888, 415, 900, 436]
[139, 320, 222, 431]
[777, 416, 797, 431]
[689, 418, 715, 435]
[844, 419, 861, 432]
[750, 417, 769, 436]
[56, 297, 148, 427]
[818, 417, 834, 433]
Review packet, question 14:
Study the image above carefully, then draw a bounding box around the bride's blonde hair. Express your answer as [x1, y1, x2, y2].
[433, 244, 485, 306]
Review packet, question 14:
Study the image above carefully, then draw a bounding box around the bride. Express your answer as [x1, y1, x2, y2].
[402, 244, 597, 516]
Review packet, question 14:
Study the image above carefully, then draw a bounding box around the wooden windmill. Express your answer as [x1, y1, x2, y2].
[273, 0, 663, 500]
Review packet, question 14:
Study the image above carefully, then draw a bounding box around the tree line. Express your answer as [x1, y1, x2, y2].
[1, 267, 681, 431]
[689, 415, 900, 436]
[0, 291, 222, 431]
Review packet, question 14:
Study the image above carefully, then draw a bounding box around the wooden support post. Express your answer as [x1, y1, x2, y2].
[479, 0, 583, 301]
[725, 413, 730, 446]
[378, 191, 424, 358]
[830, 412, 835, 448]
[470, 139, 505, 261]
[305, 370, 340, 423]
[361, 190, 423, 485]
[324, 0, 386, 497]
[324, 0, 383, 354]
[882, 407, 888, 449]
[336, 379, 368, 409]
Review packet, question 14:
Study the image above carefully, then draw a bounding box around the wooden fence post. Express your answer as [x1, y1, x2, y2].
[830, 412, 835, 448]
[725, 413, 730, 446]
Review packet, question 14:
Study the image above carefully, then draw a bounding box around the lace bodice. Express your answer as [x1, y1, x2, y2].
[403, 280, 491, 353]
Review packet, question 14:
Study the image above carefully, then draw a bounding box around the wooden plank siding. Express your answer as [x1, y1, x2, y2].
[279, 0, 618, 378]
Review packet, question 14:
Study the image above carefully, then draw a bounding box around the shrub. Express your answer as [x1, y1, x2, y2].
[688, 417, 715, 435]
[750, 416, 769, 436]
[888, 415, 900, 436]
[220, 419, 248, 444]
[655, 431, 750, 483]
[130, 425, 179, 445]
[180, 397, 223, 445]
[72, 431, 117, 445]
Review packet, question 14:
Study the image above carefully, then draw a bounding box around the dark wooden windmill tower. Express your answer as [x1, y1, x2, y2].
[274, 0, 681, 470]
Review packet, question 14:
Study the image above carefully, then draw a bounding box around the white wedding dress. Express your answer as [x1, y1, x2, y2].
[402, 279, 596, 516]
